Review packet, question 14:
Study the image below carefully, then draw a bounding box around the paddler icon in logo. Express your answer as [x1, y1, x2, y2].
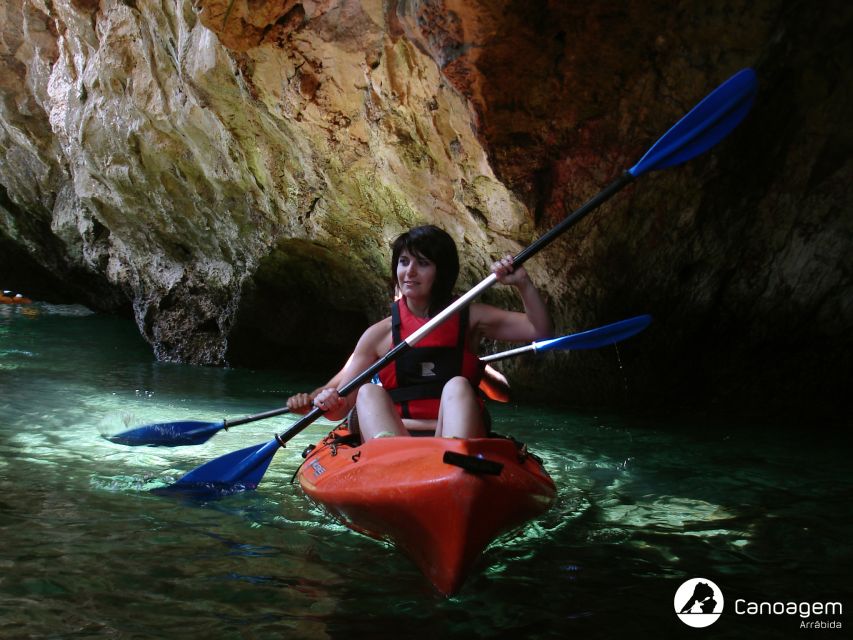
[674, 578, 724, 627]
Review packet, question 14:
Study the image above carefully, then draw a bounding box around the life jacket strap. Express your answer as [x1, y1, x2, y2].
[387, 382, 446, 403]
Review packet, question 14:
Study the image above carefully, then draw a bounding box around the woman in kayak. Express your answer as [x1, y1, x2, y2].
[287, 225, 552, 439]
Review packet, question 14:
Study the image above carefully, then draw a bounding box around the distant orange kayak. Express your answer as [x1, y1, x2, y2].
[0, 292, 32, 304]
[298, 426, 556, 595]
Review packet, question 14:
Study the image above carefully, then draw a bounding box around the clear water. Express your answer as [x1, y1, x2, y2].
[0, 303, 850, 638]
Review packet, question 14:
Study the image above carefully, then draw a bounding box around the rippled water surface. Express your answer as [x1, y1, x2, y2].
[1, 303, 850, 638]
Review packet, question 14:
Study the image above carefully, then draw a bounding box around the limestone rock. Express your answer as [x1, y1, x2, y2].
[1, 0, 850, 417]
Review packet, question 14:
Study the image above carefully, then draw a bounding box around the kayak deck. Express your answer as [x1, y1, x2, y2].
[297, 427, 556, 595]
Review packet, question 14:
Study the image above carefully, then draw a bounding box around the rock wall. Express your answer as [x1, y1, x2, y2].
[1, 0, 850, 418]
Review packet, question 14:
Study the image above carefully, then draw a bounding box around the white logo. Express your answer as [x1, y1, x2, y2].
[675, 578, 724, 628]
[420, 362, 436, 377]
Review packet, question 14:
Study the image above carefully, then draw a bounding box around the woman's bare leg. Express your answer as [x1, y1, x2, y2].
[435, 377, 485, 438]
[356, 384, 408, 440]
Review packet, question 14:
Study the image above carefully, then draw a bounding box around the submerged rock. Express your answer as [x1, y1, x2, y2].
[0, 0, 850, 418]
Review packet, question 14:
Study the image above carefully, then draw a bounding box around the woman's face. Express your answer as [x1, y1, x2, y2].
[396, 249, 437, 300]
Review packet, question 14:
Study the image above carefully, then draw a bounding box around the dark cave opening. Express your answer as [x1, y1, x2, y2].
[226, 238, 382, 377]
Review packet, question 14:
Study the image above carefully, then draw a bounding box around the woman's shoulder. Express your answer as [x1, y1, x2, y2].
[355, 315, 393, 354]
[366, 315, 393, 333]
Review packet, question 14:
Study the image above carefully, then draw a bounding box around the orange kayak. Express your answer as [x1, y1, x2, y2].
[297, 426, 556, 595]
[0, 293, 32, 304]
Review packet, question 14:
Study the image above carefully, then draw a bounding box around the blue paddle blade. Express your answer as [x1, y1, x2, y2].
[533, 314, 652, 353]
[164, 439, 281, 495]
[104, 420, 226, 446]
[629, 68, 757, 177]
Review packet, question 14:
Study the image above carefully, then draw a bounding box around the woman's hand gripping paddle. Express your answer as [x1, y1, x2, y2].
[162, 68, 756, 495]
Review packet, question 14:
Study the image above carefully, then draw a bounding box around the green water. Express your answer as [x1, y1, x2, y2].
[0, 304, 850, 638]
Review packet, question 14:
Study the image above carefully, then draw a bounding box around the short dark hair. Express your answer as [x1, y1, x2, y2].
[390, 225, 459, 315]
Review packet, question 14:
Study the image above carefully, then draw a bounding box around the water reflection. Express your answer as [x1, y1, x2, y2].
[1, 304, 850, 638]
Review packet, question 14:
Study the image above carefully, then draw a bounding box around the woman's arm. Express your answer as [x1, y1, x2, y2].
[302, 318, 390, 421]
[473, 255, 554, 342]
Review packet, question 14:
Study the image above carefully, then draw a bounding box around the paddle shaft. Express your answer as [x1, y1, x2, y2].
[480, 343, 537, 363]
[224, 406, 291, 429]
[515, 173, 635, 266]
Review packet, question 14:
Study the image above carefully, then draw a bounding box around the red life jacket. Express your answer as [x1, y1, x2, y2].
[378, 298, 484, 420]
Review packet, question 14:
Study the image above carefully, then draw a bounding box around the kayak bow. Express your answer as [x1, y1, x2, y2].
[298, 427, 556, 595]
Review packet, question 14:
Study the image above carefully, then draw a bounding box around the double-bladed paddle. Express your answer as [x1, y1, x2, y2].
[164, 68, 757, 493]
